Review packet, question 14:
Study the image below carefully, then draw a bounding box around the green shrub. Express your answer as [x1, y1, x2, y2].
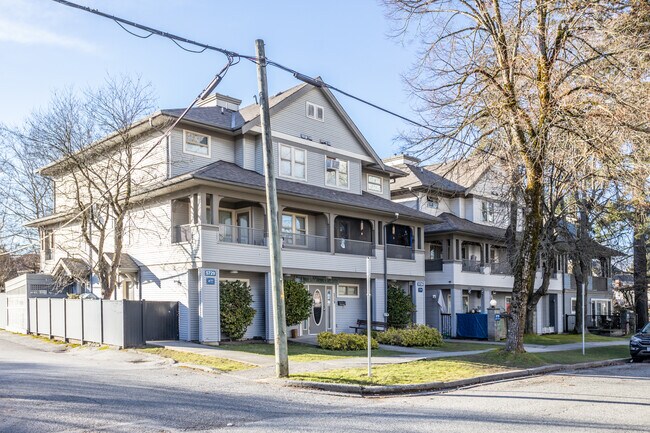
[387, 284, 415, 328]
[317, 332, 379, 351]
[284, 280, 312, 326]
[375, 325, 443, 347]
[220, 280, 256, 340]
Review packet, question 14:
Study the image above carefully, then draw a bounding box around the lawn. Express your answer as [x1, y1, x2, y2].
[523, 333, 627, 346]
[215, 342, 405, 362]
[425, 341, 502, 352]
[139, 347, 254, 372]
[292, 346, 629, 386]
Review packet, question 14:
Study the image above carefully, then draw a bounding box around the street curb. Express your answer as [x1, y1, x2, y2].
[284, 358, 629, 396]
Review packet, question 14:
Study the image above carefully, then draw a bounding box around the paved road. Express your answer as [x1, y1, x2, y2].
[1, 331, 648, 433]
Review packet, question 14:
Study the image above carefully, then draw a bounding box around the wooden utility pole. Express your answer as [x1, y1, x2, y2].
[255, 39, 289, 377]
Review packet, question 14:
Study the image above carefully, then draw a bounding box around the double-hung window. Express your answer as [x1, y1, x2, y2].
[326, 157, 348, 188]
[367, 174, 383, 193]
[281, 213, 307, 246]
[306, 101, 324, 121]
[183, 130, 211, 157]
[279, 144, 306, 180]
[481, 200, 495, 222]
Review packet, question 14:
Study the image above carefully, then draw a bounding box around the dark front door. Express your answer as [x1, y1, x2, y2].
[548, 294, 557, 328]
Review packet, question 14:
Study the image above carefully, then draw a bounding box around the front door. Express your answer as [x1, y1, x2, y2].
[548, 294, 557, 328]
[308, 285, 332, 334]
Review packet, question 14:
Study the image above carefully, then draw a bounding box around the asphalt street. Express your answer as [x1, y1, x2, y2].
[1, 331, 648, 433]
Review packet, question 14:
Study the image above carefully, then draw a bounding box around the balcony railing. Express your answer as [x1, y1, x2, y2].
[172, 224, 193, 244]
[490, 260, 512, 275]
[386, 244, 414, 260]
[334, 238, 373, 256]
[281, 232, 329, 252]
[425, 258, 443, 272]
[462, 259, 482, 273]
[592, 276, 608, 291]
[218, 224, 266, 246]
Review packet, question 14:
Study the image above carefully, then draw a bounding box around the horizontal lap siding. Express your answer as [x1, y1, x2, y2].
[169, 128, 235, 178]
[221, 272, 266, 340]
[334, 279, 367, 334]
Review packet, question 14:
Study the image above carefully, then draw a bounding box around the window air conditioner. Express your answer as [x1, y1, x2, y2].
[326, 159, 341, 170]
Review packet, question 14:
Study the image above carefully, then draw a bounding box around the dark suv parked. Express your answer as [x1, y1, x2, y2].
[630, 323, 650, 362]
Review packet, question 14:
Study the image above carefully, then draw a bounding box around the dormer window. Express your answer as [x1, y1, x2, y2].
[367, 174, 383, 193]
[326, 157, 348, 188]
[426, 195, 439, 209]
[306, 102, 324, 121]
[183, 130, 211, 158]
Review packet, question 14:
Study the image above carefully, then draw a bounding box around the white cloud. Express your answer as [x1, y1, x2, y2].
[0, 18, 95, 53]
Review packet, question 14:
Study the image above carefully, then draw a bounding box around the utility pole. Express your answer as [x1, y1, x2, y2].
[255, 39, 289, 378]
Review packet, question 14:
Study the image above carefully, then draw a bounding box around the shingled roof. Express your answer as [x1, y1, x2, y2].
[192, 161, 436, 223]
[425, 212, 507, 240]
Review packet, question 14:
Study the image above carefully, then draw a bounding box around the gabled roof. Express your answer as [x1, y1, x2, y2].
[425, 212, 507, 240]
[104, 253, 139, 273]
[392, 164, 467, 195]
[52, 257, 89, 280]
[192, 161, 436, 223]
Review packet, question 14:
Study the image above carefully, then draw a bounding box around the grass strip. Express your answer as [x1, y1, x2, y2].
[292, 346, 629, 386]
[523, 333, 627, 346]
[215, 342, 405, 362]
[139, 347, 254, 372]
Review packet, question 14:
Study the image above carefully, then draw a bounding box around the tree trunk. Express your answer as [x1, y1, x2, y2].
[633, 218, 648, 330]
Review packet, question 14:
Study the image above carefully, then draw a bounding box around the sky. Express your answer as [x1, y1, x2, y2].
[0, 0, 423, 158]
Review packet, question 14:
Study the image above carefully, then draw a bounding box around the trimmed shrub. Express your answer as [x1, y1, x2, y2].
[387, 284, 416, 328]
[317, 332, 379, 351]
[220, 279, 256, 340]
[284, 279, 312, 326]
[375, 325, 443, 347]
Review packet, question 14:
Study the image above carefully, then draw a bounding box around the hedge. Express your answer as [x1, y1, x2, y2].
[375, 325, 443, 347]
[317, 332, 379, 351]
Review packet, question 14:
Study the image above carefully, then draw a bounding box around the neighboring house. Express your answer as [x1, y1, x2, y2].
[386, 154, 618, 336]
[27, 83, 434, 343]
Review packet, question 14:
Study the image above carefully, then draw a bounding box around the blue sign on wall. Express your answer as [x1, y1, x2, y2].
[205, 277, 216, 285]
[204, 270, 217, 277]
[495, 314, 501, 321]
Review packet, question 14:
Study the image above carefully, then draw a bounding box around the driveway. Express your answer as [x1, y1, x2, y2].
[1, 331, 648, 432]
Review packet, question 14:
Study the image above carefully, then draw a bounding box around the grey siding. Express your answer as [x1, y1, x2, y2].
[235, 137, 244, 167]
[335, 279, 367, 334]
[271, 88, 369, 156]
[187, 269, 199, 341]
[362, 171, 391, 200]
[169, 128, 235, 177]
[220, 272, 266, 340]
[243, 135, 256, 170]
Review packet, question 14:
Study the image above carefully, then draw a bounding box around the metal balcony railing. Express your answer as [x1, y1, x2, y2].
[462, 259, 482, 273]
[281, 232, 329, 252]
[425, 258, 443, 272]
[334, 238, 373, 256]
[490, 260, 512, 275]
[217, 224, 266, 246]
[386, 244, 414, 260]
[172, 224, 193, 244]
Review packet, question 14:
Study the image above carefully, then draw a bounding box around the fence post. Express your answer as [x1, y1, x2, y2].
[48, 298, 52, 340]
[141, 299, 145, 346]
[100, 299, 104, 344]
[63, 298, 67, 342]
[80, 299, 85, 345]
[34, 298, 38, 335]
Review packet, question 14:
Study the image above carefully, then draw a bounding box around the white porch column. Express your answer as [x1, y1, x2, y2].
[372, 278, 385, 323]
[450, 287, 463, 337]
[198, 267, 220, 343]
[415, 280, 426, 325]
[480, 289, 488, 313]
[535, 298, 543, 334]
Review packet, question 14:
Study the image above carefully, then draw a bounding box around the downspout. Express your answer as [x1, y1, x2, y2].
[384, 212, 399, 322]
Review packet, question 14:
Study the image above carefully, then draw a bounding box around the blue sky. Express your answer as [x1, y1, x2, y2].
[0, 0, 422, 157]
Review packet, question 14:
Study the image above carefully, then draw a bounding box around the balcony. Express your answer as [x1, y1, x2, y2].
[490, 260, 512, 275]
[172, 224, 193, 244]
[386, 244, 414, 260]
[334, 237, 373, 256]
[425, 258, 443, 272]
[462, 259, 482, 273]
[282, 232, 329, 252]
[218, 224, 266, 246]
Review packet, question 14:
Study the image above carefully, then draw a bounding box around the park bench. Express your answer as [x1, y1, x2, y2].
[350, 319, 388, 334]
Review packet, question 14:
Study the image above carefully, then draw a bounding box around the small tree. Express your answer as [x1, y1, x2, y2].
[387, 284, 415, 328]
[219, 280, 256, 340]
[284, 280, 312, 326]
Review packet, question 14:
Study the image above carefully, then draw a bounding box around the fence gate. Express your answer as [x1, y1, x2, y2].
[440, 313, 452, 338]
[143, 301, 179, 341]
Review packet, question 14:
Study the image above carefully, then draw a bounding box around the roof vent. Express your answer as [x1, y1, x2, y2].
[300, 133, 313, 141]
[320, 139, 331, 146]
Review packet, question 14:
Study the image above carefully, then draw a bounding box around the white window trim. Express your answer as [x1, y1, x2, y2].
[217, 207, 252, 227]
[481, 200, 495, 223]
[183, 130, 212, 158]
[337, 284, 360, 298]
[281, 212, 309, 247]
[278, 143, 307, 181]
[306, 101, 324, 122]
[366, 174, 383, 194]
[325, 157, 350, 190]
